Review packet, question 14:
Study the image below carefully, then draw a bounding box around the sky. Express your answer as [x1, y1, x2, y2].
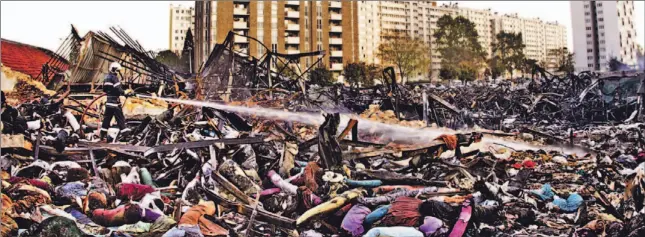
[1, 1, 644, 54]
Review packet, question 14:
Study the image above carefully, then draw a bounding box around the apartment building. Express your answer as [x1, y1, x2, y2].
[492, 13, 567, 69]
[357, 1, 437, 64]
[441, 4, 495, 57]
[356, 2, 571, 80]
[571, 1, 639, 72]
[169, 4, 195, 55]
[194, 0, 359, 78]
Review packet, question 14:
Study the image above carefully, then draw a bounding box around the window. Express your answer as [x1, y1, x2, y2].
[599, 18, 603, 21]
[586, 27, 591, 30]
[588, 56, 593, 60]
[587, 34, 592, 38]
[175, 36, 178, 40]
[597, 2, 602, 7]
[585, 12, 590, 16]
[586, 19, 591, 23]
[181, 10, 184, 13]
[175, 30, 178, 33]
[599, 25, 604, 29]
[588, 64, 593, 67]
[176, 10, 179, 13]
[317, 19, 322, 29]
[587, 49, 593, 52]
[272, 44, 277, 52]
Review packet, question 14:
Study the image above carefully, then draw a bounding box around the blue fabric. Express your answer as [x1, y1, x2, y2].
[345, 178, 383, 188]
[363, 205, 391, 226]
[295, 160, 309, 167]
[552, 193, 583, 212]
[531, 183, 554, 200]
[56, 182, 88, 200]
[65, 207, 94, 225]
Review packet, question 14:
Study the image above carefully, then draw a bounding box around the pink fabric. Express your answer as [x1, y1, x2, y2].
[260, 188, 282, 197]
[117, 183, 155, 201]
[341, 204, 372, 236]
[448, 201, 472, 237]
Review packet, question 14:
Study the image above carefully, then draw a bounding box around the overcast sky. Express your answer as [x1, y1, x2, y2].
[1, 1, 644, 53]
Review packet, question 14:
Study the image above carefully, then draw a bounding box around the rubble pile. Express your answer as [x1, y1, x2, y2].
[3, 27, 645, 237]
[4, 79, 645, 237]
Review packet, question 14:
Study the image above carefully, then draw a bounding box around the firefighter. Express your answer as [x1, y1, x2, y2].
[100, 62, 134, 141]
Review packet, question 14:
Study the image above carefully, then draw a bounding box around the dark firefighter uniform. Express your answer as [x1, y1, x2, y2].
[100, 71, 131, 140]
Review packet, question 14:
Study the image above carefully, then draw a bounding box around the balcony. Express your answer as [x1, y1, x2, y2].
[286, 36, 300, 44]
[329, 38, 342, 45]
[287, 49, 300, 55]
[234, 7, 248, 15]
[286, 10, 299, 18]
[330, 13, 342, 21]
[330, 25, 342, 32]
[331, 63, 343, 71]
[233, 21, 248, 29]
[331, 50, 343, 57]
[287, 24, 300, 31]
[286, 1, 299, 6]
[330, 1, 342, 9]
[234, 35, 248, 43]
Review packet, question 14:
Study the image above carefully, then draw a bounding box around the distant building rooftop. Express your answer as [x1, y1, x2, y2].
[1, 38, 69, 80]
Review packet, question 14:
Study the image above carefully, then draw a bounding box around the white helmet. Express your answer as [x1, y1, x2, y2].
[109, 62, 122, 72]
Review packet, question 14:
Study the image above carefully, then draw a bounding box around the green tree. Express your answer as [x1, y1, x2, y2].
[364, 64, 381, 86]
[377, 33, 431, 84]
[155, 50, 182, 71]
[486, 57, 505, 80]
[343, 62, 378, 87]
[434, 15, 486, 82]
[548, 47, 575, 73]
[276, 61, 300, 80]
[309, 66, 334, 86]
[180, 28, 194, 73]
[521, 59, 538, 78]
[343, 62, 365, 87]
[492, 31, 526, 79]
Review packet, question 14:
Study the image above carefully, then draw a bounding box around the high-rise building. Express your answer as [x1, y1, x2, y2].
[193, 0, 359, 79]
[440, 4, 495, 57]
[169, 4, 195, 55]
[492, 13, 567, 69]
[571, 1, 639, 72]
[357, 1, 437, 80]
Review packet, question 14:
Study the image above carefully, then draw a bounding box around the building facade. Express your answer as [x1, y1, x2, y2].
[492, 13, 567, 70]
[169, 4, 195, 55]
[356, 2, 567, 80]
[571, 1, 639, 72]
[193, 0, 359, 79]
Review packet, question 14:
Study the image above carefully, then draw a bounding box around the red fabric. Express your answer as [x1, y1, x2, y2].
[91, 204, 142, 227]
[381, 196, 423, 227]
[512, 163, 522, 169]
[522, 160, 536, 169]
[0, 39, 69, 80]
[304, 162, 322, 192]
[7, 177, 52, 192]
[117, 183, 155, 201]
[437, 134, 458, 150]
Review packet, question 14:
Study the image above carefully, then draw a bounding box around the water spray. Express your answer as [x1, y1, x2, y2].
[137, 95, 591, 154]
